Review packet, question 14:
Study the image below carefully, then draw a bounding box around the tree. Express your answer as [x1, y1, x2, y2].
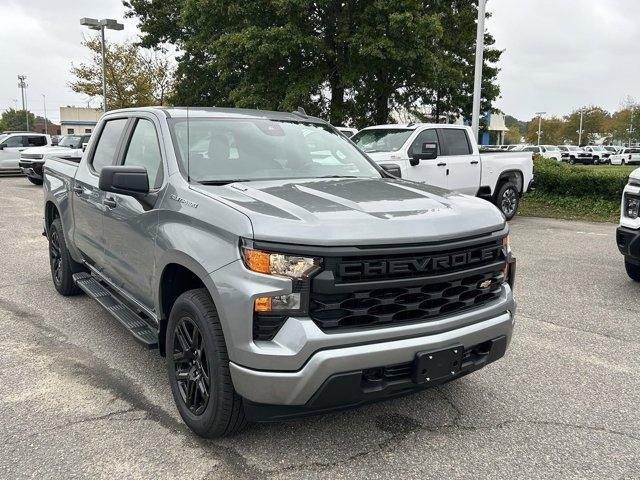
[125, 1, 502, 127]
[562, 106, 610, 145]
[504, 125, 521, 145]
[0, 109, 35, 132]
[70, 37, 174, 109]
[524, 116, 565, 145]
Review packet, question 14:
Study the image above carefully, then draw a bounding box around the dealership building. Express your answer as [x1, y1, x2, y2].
[59, 107, 102, 135]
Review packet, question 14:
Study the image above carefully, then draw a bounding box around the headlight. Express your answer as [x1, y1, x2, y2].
[625, 195, 640, 219]
[241, 245, 320, 279]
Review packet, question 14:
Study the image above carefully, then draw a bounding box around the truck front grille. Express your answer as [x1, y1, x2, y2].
[309, 236, 507, 332]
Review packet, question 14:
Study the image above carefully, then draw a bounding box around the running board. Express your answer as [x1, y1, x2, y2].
[73, 272, 158, 348]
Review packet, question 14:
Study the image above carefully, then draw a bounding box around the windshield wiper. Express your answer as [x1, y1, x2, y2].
[317, 175, 359, 179]
[197, 179, 253, 185]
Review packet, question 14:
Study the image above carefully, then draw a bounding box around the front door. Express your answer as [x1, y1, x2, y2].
[102, 117, 164, 309]
[403, 128, 448, 189]
[73, 118, 129, 268]
[0, 135, 27, 171]
[440, 128, 481, 195]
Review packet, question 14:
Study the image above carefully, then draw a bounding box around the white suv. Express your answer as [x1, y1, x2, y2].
[0, 132, 51, 173]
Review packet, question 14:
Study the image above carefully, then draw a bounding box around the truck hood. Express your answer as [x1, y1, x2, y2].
[194, 178, 505, 246]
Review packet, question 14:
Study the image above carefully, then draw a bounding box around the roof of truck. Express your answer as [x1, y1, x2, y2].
[106, 106, 328, 124]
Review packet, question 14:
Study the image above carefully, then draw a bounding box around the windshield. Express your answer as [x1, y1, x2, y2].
[169, 118, 382, 183]
[0, 134, 8, 144]
[592, 146, 605, 151]
[351, 128, 413, 153]
[58, 135, 83, 148]
[544, 146, 559, 151]
[568, 146, 579, 151]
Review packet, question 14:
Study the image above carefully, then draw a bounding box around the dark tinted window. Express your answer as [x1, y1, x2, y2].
[440, 129, 472, 155]
[410, 129, 440, 156]
[27, 136, 47, 147]
[122, 119, 164, 188]
[68, 128, 75, 134]
[91, 119, 127, 173]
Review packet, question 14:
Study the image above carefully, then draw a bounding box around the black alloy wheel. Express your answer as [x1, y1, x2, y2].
[49, 229, 63, 285]
[173, 317, 210, 415]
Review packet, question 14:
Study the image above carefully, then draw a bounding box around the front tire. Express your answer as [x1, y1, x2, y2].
[27, 177, 43, 185]
[166, 288, 246, 438]
[48, 218, 84, 296]
[569, 157, 576, 165]
[625, 259, 640, 281]
[495, 181, 520, 221]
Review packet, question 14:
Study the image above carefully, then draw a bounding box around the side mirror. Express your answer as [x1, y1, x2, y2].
[0, 144, 4, 150]
[99, 166, 149, 196]
[379, 163, 402, 177]
[409, 142, 438, 166]
[82, 143, 88, 152]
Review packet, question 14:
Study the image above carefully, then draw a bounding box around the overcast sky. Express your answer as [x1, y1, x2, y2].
[1, 0, 639, 124]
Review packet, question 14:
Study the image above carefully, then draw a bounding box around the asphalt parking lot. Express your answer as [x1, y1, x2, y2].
[1, 176, 638, 479]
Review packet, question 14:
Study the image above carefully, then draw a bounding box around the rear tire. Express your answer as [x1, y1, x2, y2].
[569, 157, 576, 165]
[166, 288, 246, 438]
[48, 218, 84, 296]
[494, 181, 520, 221]
[625, 259, 640, 282]
[27, 177, 43, 185]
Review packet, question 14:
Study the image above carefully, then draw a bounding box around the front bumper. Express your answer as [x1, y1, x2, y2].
[231, 309, 514, 414]
[19, 160, 44, 179]
[616, 226, 640, 259]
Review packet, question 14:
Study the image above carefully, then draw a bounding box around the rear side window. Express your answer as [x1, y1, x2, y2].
[91, 119, 128, 173]
[122, 119, 164, 188]
[440, 129, 472, 155]
[27, 136, 47, 147]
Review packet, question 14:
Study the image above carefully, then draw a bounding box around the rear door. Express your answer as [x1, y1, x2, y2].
[403, 128, 448, 189]
[101, 115, 165, 307]
[72, 117, 129, 268]
[439, 128, 480, 195]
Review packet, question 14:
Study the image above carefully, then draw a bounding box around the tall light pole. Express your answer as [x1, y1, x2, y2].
[578, 109, 585, 146]
[471, 0, 487, 142]
[535, 111, 546, 145]
[80, 18, 124, 112]
[17, 75, 29, 131]
[42, 94, 48, 134]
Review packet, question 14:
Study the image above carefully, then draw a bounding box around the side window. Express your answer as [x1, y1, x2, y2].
[440, 129, 472, 156]
[410, 129, 440, 157]
[4, 136, 24, 147]
[91, 118, 128, 174]
[27, 136, 47, 147]
[122, 119, 164, 188]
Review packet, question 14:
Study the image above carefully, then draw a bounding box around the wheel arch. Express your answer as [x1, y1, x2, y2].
[44, 200, 60, 236]
[155, 253, 222, 356]
[496, 169, 524, 195]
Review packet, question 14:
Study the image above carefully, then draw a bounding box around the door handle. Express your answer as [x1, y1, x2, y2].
[470, 160, 479, 165]
[72, 185, 84, 195]
[437, 162, 447, 167]
[103, 197, 117, 208]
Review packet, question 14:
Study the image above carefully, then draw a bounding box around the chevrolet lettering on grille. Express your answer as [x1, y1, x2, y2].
[338, 245, 502, 279]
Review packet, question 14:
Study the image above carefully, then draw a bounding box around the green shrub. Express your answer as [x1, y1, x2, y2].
[532, 156, 633, 202]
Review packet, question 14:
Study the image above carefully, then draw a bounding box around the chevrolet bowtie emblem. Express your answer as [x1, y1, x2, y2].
[478, 279, 493, 289]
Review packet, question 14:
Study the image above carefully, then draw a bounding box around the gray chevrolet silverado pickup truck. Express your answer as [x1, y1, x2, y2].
[43, 107, 516, 437]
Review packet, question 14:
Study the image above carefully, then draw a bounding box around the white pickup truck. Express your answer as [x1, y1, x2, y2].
[351, 124, 534, 219]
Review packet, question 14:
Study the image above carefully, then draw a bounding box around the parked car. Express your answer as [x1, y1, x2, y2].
[0, 132, 51, 174]
[19, 134, 91, 184]
[521, 145, 561, 161]
[351, 124, 534, 219]
[336, 127, 358, 138]
[43, 106, 517, 437]
[584, 145, 611, 164]
[617, 169, 640, 279]
[610, 148, 640, 165]
[557, 145, 594, 164]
